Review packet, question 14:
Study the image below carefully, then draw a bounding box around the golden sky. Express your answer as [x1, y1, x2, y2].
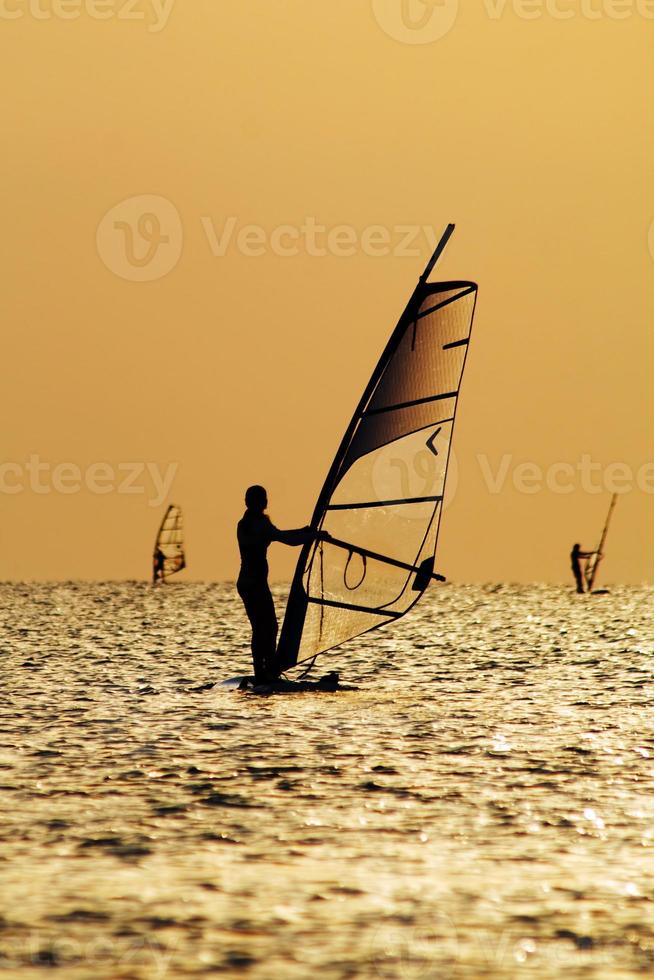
[1, 1, 653, 582]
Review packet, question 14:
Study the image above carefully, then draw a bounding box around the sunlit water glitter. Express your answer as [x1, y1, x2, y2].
[0, 582, 653, 978]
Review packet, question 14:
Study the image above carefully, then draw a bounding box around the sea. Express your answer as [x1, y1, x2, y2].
[1, 582, 653, 979]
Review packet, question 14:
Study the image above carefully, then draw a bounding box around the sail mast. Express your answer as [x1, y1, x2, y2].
[586, 493, 618, 591]
[420, 223, 455, 284]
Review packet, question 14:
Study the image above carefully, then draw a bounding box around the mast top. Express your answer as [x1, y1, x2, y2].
[420, 223, 455, 285]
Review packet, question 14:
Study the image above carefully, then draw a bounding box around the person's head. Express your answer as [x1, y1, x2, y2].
[573, 542, 580, 550]
[245, 485, 267, 513]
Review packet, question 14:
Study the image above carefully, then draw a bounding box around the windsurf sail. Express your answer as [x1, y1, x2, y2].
[152, 504, 186, 583]
[584, 493, 618, 591]
[276, 224, 477, 673]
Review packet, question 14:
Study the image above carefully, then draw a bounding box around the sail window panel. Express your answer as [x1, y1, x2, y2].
[297, 602, 392, 662]
[298, 508, 442, 660]
[375, 508, 441, 618]
[367, 291, 474, 413]
[305, 541, 411, 609]
[295, 426, 454, 656]
[332, 424, 453, 513]
[311, 506, 429, 590]
[342, 399, 455, 473]
[415, 286, 472, 316]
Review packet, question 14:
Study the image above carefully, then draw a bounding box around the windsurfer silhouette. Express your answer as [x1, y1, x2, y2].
[570, 542, 596, 594]
[237, 485, 323, 684]
[153, 547, 166, 585]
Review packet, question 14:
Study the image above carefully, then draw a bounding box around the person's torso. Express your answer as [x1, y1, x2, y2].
[237, 512, 274, 582]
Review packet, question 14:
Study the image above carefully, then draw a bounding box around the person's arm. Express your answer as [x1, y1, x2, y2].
[271, 525, 319, 547]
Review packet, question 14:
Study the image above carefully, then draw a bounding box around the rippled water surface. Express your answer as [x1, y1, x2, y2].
[1, 582, 653, 978]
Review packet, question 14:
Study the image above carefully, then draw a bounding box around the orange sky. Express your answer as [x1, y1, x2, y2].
[1, 1, 653, 582]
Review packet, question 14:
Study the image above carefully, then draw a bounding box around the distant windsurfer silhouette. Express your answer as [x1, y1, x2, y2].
[153, 547, 166, 585]
[570, 542, 596, 594]
[237, 485, 322, 683]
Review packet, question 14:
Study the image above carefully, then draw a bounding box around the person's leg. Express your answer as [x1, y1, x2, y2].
[238, 583, 277, 681]
[238, 583, 263, 679]
[573, 564, 584, 593]
[258, 586, 278, 680]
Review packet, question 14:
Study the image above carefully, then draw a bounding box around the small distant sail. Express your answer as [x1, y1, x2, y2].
[276, 224, 477, 672]
[152, 504, 185, 584]
[584, 493, 618, 592]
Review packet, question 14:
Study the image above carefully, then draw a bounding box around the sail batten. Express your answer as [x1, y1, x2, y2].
[307, 596, 403, 618]
[276, 226, 478, 672]
[416, 285, 477, 321]
[327, 494, 443, 511]
[364, 392, 458, 415]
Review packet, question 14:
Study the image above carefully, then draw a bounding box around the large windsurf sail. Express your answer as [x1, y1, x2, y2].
[152, 504, 186, 583]
[584, 493, 618, 592]
[275, 224, 477, 673]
